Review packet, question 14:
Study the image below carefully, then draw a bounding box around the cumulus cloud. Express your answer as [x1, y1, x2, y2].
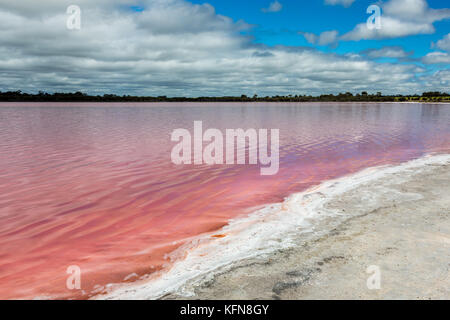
[0, 0, 444, 96]
[300, 30, 339, 46]
[324, 0, 355, 8]
[262, 1, 282, 13]
[433, 33, 450, 52]
[362, 46, 413, 58]
[419, 69, 449, 89]
[424, 33, 450, 64]
[342, 0, 450, 41]
[422, 52, 450, 64]
[302, 0, 450, 45]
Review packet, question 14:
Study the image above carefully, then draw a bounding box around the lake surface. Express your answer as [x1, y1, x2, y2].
[0, 102, 449, 299]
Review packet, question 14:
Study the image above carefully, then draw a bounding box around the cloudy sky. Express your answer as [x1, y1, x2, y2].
[0, 0, 449, 96]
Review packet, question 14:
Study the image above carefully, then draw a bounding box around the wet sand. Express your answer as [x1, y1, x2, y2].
[164, 159, 450, 300]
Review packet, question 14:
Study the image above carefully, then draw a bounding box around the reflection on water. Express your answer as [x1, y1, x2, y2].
[0, 102, 449, 299]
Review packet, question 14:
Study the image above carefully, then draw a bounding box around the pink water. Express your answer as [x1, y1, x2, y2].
[0, 102, 449, 299]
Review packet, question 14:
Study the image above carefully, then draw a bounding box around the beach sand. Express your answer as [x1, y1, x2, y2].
[161, 159, 450, 300]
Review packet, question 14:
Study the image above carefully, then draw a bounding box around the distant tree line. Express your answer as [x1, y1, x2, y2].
[0, 90, 449, 102]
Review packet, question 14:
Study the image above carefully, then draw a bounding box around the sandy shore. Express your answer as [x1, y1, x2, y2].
[161, 158, 450, 300]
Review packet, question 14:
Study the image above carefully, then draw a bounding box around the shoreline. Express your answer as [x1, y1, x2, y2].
[96, 153, 450, 300]
[166, 154, 450, 300]
[1, 101, 449, 108]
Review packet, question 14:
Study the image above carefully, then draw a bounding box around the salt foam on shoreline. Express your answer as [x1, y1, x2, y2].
[97, 153, 450, 300]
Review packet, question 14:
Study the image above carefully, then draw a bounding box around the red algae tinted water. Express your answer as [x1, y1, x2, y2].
[0, 102, 449, 299]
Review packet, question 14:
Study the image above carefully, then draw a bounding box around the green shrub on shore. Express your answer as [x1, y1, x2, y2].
[0, 90, 448, 103]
